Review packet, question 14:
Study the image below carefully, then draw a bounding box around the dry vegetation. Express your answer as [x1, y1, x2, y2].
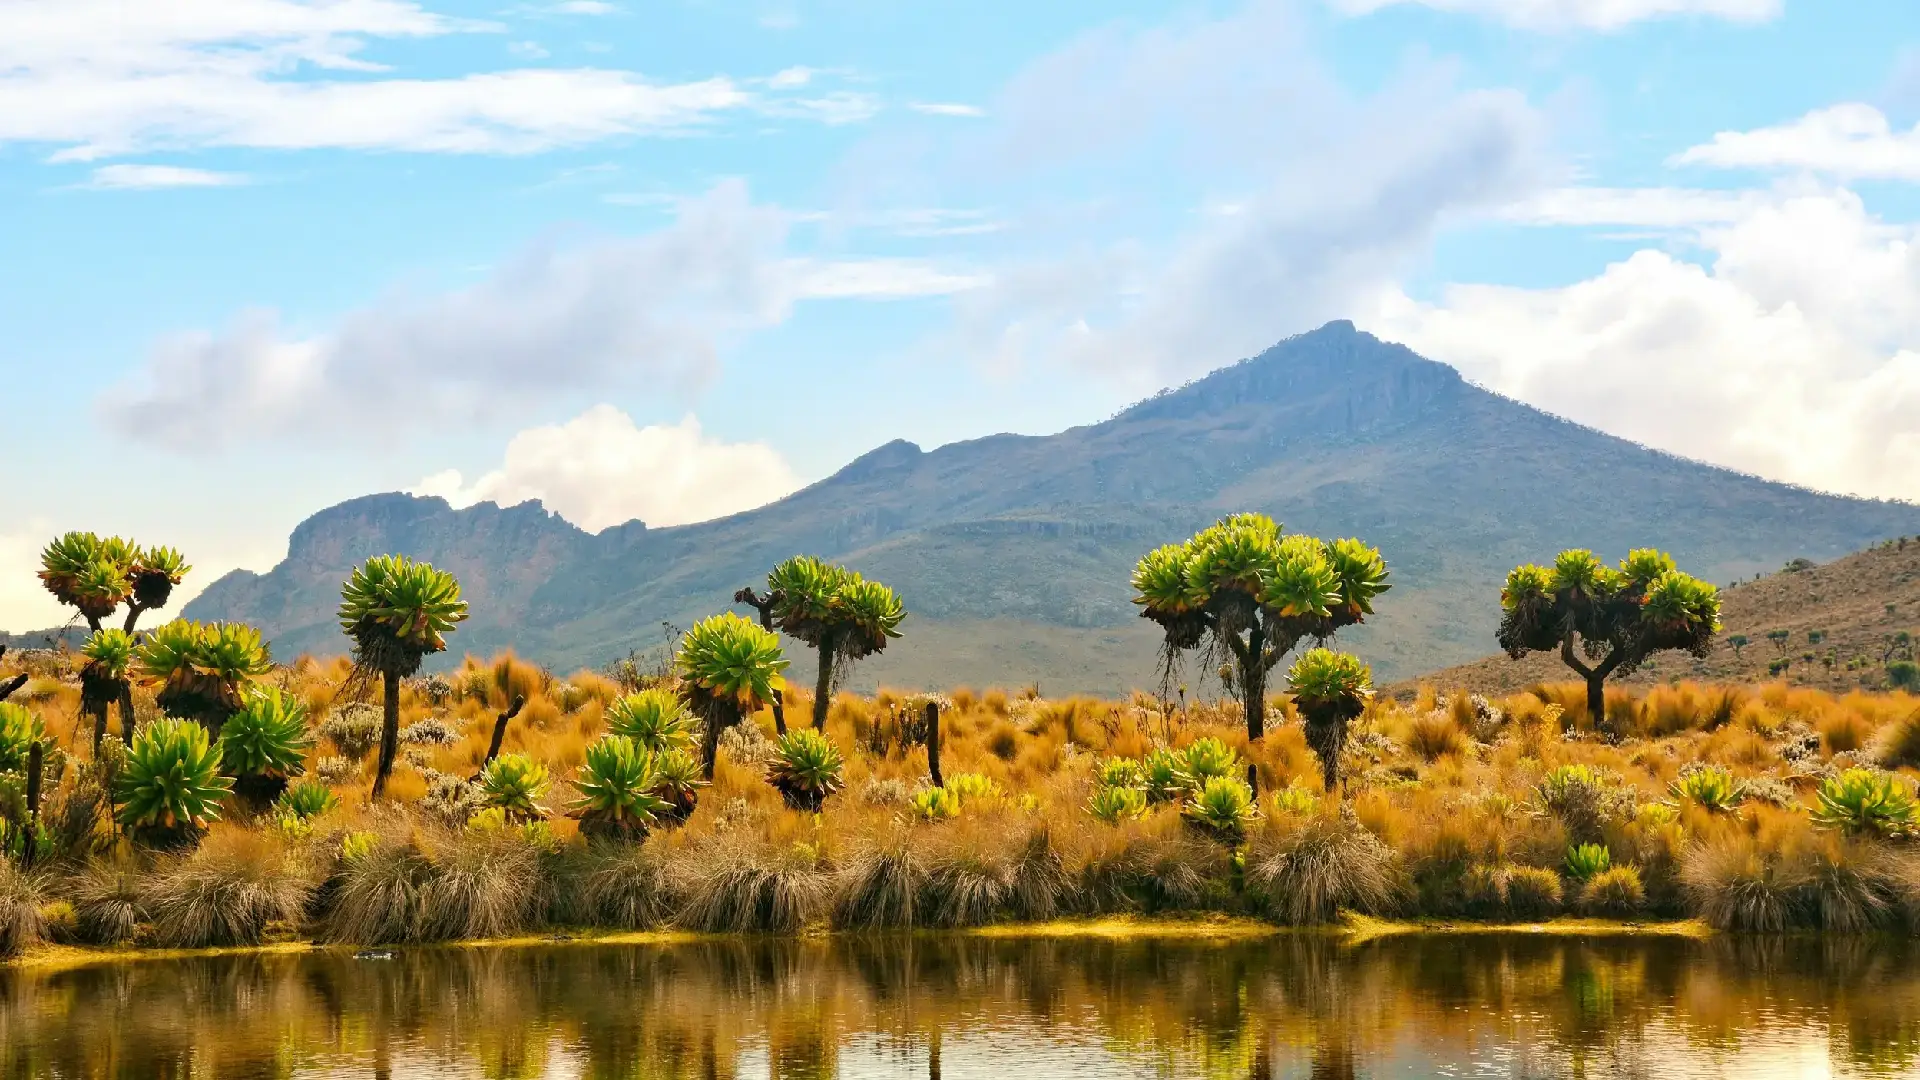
[5, 643, 1920, 960]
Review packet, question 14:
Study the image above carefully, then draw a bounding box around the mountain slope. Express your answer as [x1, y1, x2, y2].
[1397, 539, 1920, 697]
[186, 321, 1920, 692]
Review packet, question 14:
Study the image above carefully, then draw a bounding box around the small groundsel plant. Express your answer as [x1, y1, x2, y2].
[1287, 647, 1374, 793]
[274, 780, 340, 823]
[1096, 756, 1146, 791]
[767, 729, 846, 813]
[910, 787, 961, 821]
[114, 718, 233, 849]
[1087, 784, 1148, 824]
[650, 748, 706, 823]
[1811, 769, 1915, 838]
[569, 736, 673, 840]
[1179, 737, 1240, 785]
[479, 753, 550, 823]
[0, 703, 46, 773]
[944, 772, 1003, 807]
[219, 687, 313, 808]
[1564, 843, 1612, 881]
[1669, 764, 1743, 812]
[605, 689, 700, 754]
[1141, 748, 1189, 804]
[1183, 775, 1257, 844]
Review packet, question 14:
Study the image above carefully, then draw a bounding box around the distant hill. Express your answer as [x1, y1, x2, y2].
[1399, 539, 1920, 697]
[184, 321, 1920, 694]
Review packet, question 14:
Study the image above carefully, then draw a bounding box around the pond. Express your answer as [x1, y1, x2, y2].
[2, 931, 1916, 1078]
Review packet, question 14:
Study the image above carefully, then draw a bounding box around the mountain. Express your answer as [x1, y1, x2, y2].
[1396, 538, 1920, 697]
[185, 321, 1920, 694]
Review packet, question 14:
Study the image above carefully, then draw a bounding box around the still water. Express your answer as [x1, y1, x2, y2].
[3, 932, 1916, 1079]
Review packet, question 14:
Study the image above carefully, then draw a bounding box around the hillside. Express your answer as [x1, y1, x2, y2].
[1400, 540, 1920, 697]
[184, 321, 1920, 694]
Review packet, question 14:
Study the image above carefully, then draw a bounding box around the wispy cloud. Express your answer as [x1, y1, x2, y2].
[910, 102, 986, 118]
[82, 164, 250, 189]
[1673, 104, 1920, 181]
[1324, 0, 1780, 31]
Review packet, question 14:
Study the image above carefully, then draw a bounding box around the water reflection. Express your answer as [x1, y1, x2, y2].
[2, 933, 1916, 1079]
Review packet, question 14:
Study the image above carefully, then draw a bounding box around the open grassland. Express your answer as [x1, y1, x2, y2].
[5, 646, 1920, 961]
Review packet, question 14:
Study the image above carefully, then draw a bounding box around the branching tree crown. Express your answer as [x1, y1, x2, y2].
[676, 612, 789, 777]
[1498, 547, 1720, 735]
[737, 556, 905, 730]
[38, 532, 190, 633]
[1131, 513, 1389, 739]
[338, 554, 469, 798]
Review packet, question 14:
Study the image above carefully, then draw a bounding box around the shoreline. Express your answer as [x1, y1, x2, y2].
[5, 914, 1714, 974]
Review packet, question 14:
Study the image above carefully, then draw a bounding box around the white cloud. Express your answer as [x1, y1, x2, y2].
[100, 181, 985, 449]
[933, 1, 1548, 388]
[82, 164, 250, 189]
[909, 102, 986, 118]
[413, 407, 799, 531]
[1673, 104, 1920, 181]
[766, 66, 812, 89]
[0, 0, 863, 160]
[1499, 185, 1772, 227]
[1326, 0, 1779, 30]
[508, 40, 550, 60]
[1365, 187, 1920, 502]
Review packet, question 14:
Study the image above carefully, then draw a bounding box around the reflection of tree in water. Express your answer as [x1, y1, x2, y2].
[5, 933, 1920, 1077]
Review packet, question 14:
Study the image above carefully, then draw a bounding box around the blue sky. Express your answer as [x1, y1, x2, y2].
[6, 0, 1920, 630]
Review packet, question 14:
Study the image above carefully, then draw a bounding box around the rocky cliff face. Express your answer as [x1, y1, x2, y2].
[187, 321, 1920, 691]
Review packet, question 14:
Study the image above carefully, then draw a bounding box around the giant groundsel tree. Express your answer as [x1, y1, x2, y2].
[39, 532, 189, 634]
[738, 556, 904, 730]
[1131, 514, 1389, 739]
[1498, 548, 1721, 736]
[338, 555, 469, 798]
[676, 612, 787, 778]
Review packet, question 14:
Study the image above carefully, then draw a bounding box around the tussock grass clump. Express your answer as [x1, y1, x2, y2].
[675, 839, 830, 933]
[144, 830, 312, 948]
[560, 840, 676, 929]
[1875, 708, 1920, 769]
[1077, 816, 1227, 914]
[324, 830, 439, 944]
[426, 825, 548, 940]
[0, 861, 45, 959]
[1680, 835, 1806, 932]
[1462, 864, 1563, 919]
[834, 841, 926, 930]
[1248, 815, 1402, 925]
[1578, 866, 1646, 915]
[1406, 712, 1470, 762]
[70, 861, 143, 945]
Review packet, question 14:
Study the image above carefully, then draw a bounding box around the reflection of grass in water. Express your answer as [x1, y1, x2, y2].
[6, 935, 1920, 1078]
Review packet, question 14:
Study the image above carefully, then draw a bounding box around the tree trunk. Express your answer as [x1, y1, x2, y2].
[118, 685, 136, 742]
[371, 671, 400, 799]
[1586, 672, 1609, 738]
[701, 706, 725, 780]
[812, 647, 835, 729]
[90, 702, 108, 756]
[770, 688, 787, 736]
[1239, 623, 1268, 741]
[925, 702, 942, 789]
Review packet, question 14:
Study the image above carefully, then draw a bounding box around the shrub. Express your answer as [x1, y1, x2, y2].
[569, 736, 671, 840]
[1088, 785, 1148, 824]
[479, 753, 550, 823]
[115, 718, 233, 849]
[1564, 843, 1612, 880]
[0, 861, 43, 960]
[766, 729, 846, 813]
[144, 831, 312, 948]
[274, 780, 340, 823]
[1811, 769, 1916, 838]
[399, 717, 460, 746]
[318, 704, 382, 761]
[324, 832, 436, 944]
[604, 689, 699, 754]
[1534, 764, 1632, 844]
[1890, 660, 1920, 692]
[1248, 815, 1400, 924]
[220, 687, 313, 807]
[1579, 865, 1645, 915]
[1183, 776, 1257, 843]
[1669, 764, 1743, 813]
[910, 787, 961, 821]
[315, 756, 357, 785]
[71, 862, 143, 945]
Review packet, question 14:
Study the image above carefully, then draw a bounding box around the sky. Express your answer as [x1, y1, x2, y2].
[6, 0, 1920, 632]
